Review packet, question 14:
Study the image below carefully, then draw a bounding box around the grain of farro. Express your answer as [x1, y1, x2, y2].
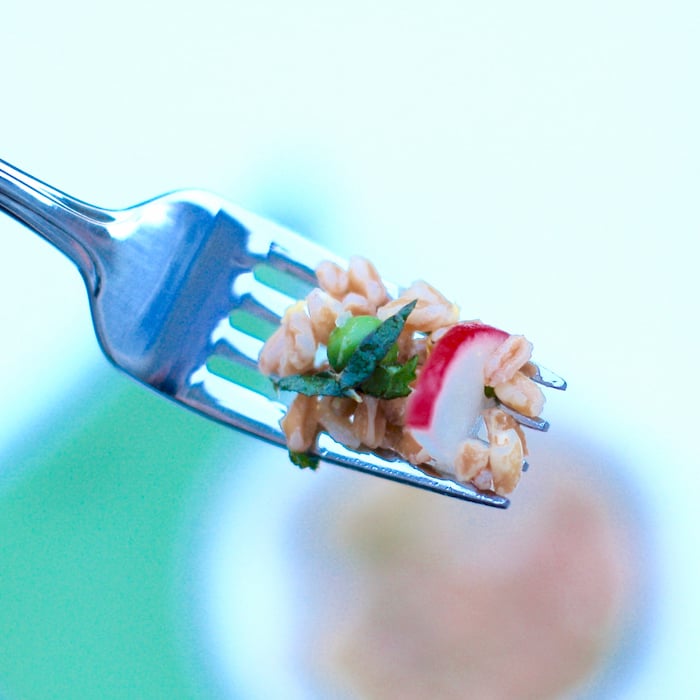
[484, 334, 533, 387]
[281, 394, 319, 453]
[494, 372, 545, 418]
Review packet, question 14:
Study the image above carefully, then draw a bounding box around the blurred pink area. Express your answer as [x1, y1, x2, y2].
[290, 431, 647, 700]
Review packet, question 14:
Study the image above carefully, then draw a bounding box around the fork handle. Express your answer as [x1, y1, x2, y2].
[0, 158, 111, 291]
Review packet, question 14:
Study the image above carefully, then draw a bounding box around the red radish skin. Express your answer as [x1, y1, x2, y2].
[406, 322, 509, 470]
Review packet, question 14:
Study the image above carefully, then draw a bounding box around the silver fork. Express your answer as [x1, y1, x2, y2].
[0, 158, 565, 508]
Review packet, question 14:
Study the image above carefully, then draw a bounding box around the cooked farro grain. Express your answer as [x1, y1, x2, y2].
[317, 396, 363, 451]
[488, 429, 524, 495]
[306, 289, 342, 345]
[281, 394, 320, 454]
[315, 260, 349, 299]
[484, 334, 534, 387]
[493, 371, 546, 418]
[379, 396, 408, 425]
[341, 291, 376, 316]
[455, 439, 491, 483]
[353, 396, 387, 450]
[377, 280, 459, 333]
[258, 301, 317, 377]
[347, 256, 389, 310]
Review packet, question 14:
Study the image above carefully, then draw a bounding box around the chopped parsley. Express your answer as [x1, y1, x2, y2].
[360, 354, 419, 399]
[276, 299, 418, 401]
[289, 451, 320, 470]
[339, 300, 417, 391]
[275, 371, 347, 397]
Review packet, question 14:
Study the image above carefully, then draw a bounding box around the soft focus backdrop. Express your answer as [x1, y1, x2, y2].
[1, 1, 698, 698]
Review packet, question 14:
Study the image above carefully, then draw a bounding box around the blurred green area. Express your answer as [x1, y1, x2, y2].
[0, 370, 239, 700]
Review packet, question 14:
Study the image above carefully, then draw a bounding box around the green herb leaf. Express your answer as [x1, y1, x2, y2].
[361, 355, 419, 399]
[272, 300, 417, 401]
[484, 385, 496, 398]
[381, 342, 400, 366]
[339, 300, 417, 391]
[327, 315, 382, 371]
[289, 451, 320, 470]
[276, 372, 345, 396]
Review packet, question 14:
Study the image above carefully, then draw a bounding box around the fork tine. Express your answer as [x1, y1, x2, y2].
[231, 202, 342, 273]
[233, 272, 297, 319]
[212, 322, 264, 364]
[314, 434, 510, 508]
[266, 242, 319, 284]
[529, 362, 567, 390]
[497, 403, 550, 431]
[209, 338, 261, 373]
[235, 293, 282, 327]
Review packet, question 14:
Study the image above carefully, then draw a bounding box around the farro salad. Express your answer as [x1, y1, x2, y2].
[258, 256, 557, 496]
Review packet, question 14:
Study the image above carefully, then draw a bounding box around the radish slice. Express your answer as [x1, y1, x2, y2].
[406, 322, 509, 470]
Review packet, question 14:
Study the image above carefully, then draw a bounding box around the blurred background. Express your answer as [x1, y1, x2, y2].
[1, 1, 698, 698]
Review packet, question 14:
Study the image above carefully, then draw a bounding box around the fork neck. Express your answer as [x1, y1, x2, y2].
[0, 158, 113, 292]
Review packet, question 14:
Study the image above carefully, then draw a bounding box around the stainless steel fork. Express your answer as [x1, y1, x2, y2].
[0, 158, 564, 508]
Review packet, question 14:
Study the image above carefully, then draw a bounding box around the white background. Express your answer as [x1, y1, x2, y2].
[2, 1, 699, 697]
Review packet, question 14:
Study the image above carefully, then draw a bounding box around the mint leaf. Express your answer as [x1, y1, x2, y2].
[272, 300, 417, 401]
[381, 342, 400, 365]
[339, 300, 417, 391]
[289, 451, 319, 470]
[275, 372, 345, 396]
[361, 355, 419, 399]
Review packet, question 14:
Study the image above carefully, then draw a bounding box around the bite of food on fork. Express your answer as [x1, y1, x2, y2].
[259, 256, 567, 497]
[0, 157, 565, 507]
